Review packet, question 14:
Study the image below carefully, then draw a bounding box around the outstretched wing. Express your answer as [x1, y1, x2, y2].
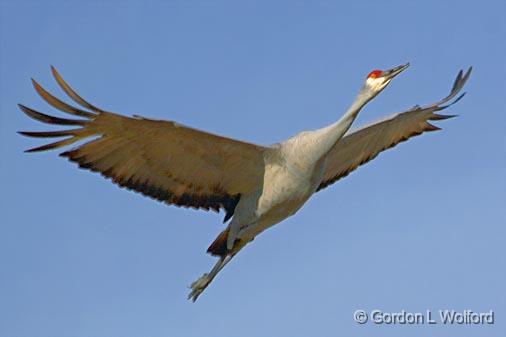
[318, 67, 472, 191]
[19, 66, 267, 221]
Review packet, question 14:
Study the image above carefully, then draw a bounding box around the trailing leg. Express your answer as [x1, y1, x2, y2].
[187, 254, 234, 302]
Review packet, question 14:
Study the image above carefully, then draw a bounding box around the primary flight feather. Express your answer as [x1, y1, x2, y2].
[19, 64, 471, 301]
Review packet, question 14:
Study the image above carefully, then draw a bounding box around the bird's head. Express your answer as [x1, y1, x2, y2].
[362, 63, 410, 99]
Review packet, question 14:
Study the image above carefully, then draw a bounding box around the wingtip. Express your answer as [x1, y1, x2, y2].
[24, 147, 50, 153]
[30, 77, 43, 91]
[17, 103, 85, 126]
[425, 123, 442, 132]
[48, 65, 104, 114]
[17, 103, 31, 116]
[463, 67, 473, 82]
[449, 91, 467, 106]
[430, 113, 458, 121]
[24, 145, 44, 153]
[50, 65, 62, 81]
[30, 78, 40, 91]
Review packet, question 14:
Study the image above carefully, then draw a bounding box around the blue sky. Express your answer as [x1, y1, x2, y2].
[1, 1, 505, 336]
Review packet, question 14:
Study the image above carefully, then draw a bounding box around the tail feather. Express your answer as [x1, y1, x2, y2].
[207, 228, 230, 257]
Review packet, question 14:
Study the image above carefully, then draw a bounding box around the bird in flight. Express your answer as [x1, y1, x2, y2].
[19, 64, 471, 301]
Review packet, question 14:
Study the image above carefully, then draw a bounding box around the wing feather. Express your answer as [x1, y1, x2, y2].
[318, 67, 472, 191]
[19, 67, 266, 220]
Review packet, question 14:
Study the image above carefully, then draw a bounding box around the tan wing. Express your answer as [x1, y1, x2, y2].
[19, 66, 267, 221]
[318, 67, 472, 191]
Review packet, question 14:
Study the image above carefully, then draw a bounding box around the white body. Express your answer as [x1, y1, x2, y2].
[229, 126, 342, 248]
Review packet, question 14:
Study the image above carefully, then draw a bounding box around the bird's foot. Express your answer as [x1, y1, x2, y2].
[187, 273, 211, 302]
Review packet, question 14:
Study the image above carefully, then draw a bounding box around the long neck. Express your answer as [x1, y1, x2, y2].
[313, 89, 371, 156]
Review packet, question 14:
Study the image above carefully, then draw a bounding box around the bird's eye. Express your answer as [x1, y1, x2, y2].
[367, 70, 383, 79]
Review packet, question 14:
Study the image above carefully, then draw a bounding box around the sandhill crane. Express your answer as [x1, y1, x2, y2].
[19, 64, 471, 301]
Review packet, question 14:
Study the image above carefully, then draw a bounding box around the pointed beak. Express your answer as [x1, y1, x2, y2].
[382, 63, 410, 80]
